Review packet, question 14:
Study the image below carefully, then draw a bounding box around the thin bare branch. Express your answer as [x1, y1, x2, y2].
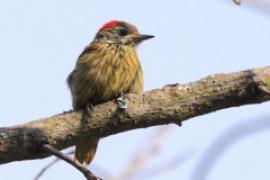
[33, 149, 74, 180]
[41, 144, 101, 180]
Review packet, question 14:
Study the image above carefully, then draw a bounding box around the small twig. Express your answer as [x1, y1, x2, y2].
[33, 149, 74, 180]
[33, 157, 60, 180]
[41, 144, 101, 180]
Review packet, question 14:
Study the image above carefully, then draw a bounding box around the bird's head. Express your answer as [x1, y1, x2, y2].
[94, 20, 154, 46]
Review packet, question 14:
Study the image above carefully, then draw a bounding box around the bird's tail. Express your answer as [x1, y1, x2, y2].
[75, 138, 99, 166]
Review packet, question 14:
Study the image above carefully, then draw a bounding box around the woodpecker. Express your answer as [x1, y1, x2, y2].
[67, 20, 154, 165]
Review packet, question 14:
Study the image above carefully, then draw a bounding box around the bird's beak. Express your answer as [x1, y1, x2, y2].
[128, 34, 154, 44]
[137, 34, 155, 41]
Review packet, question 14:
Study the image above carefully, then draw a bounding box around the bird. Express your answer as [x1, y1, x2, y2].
[67, 20, 154, 165]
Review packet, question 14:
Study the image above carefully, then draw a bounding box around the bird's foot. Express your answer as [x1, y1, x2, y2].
[117, 93, 129, 109]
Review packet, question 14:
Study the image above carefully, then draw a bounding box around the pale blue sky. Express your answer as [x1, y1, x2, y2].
[1, 0, 270, 180]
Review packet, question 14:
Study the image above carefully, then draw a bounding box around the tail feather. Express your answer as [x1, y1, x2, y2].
[75, 138, 99, 165]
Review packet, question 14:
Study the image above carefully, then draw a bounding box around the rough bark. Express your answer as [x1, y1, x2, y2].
[1, 66, 270, 164]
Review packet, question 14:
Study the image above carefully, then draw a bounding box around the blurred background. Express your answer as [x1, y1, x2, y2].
[1, 0, 270, 179]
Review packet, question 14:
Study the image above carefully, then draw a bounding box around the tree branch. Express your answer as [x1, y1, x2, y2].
[41, 144, 100, 180]
[33, 149, 74, 180]
[1, 66, 270, 164]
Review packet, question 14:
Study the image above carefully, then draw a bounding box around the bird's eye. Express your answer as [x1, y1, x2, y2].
[119, 29, 128, 36]
[96, 34, 104, 39]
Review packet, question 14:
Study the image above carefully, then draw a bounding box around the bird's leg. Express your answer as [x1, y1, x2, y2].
[117, 92, 129, 109]
[85, 103, 94, 116]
